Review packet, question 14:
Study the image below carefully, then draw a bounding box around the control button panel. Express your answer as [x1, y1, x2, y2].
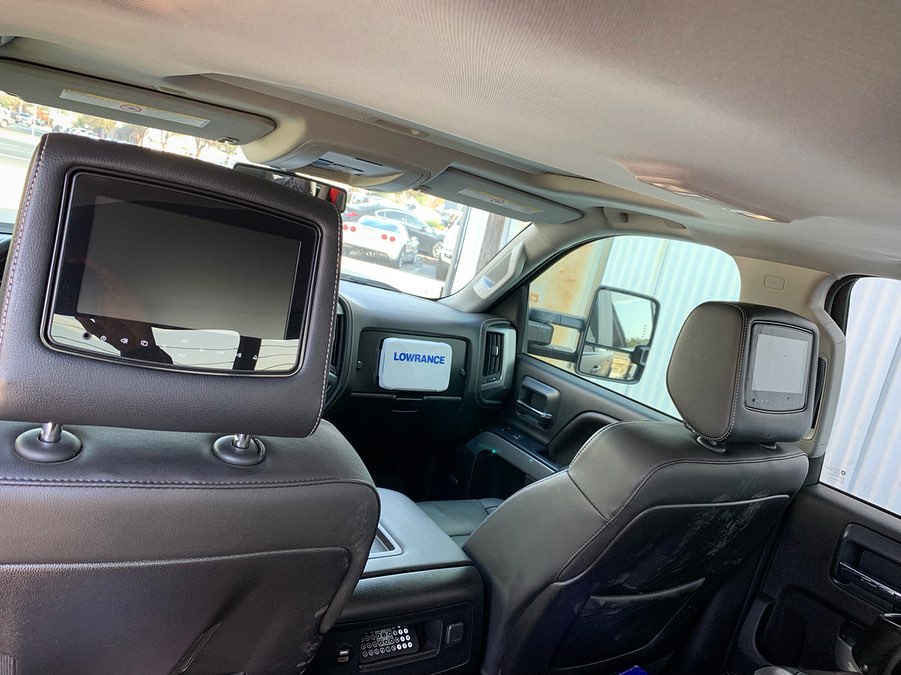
[359, 624, 419, 663]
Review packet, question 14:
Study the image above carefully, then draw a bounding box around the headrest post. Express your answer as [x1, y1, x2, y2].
[212, 434, 265, 467]
[39, 422, 63, 444]
[15, 423, 81, 463]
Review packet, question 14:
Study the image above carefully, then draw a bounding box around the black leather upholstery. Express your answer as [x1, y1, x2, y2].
[417, 497, 503, 545]
[424, 302, 816, 674]
[0, 420, 379, 672]
[0, 133, 342, 438]
[0, 136, 380, 673]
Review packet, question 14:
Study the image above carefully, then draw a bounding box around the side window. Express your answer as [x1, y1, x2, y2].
[822, 277, 901, 514]
[527, 236, 740, 417]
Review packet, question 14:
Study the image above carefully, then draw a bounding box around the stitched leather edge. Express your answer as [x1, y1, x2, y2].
[466, 471, 565, 542]
[710, 303, 748, 443]
[0, 137, 47, 352]
[0, 476, 379, 490]
[310, 216, 343, 436]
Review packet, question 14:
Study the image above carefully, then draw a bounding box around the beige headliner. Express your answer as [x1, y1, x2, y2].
[1, 0, 900, 279]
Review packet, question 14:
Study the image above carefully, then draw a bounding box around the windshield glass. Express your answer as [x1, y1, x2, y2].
[0, 92, 528, 299]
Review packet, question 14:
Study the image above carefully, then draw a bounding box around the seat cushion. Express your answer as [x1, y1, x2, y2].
[418, 498, 504, 545]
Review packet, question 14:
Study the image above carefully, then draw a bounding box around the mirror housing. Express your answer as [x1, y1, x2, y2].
[577, 286, 660, 384]
[234, 163, 348, 213]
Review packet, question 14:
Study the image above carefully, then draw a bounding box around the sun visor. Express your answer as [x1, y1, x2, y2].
[0, 60, 275, 143]
[422, 168, 582, 223]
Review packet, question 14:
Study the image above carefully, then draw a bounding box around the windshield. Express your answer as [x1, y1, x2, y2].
[0, 92, 528, 299]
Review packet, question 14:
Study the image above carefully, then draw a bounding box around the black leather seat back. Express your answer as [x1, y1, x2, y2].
[464, 303, 818, 674]
[0, 135, 379, 673]
[519, 497, 790, 673]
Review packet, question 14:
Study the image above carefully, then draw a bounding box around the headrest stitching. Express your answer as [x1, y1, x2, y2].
[709, 303, 748, 444]
[309, 214, 343, 437]
[568, 419, 653, 470]
[0, 139, 48, 353]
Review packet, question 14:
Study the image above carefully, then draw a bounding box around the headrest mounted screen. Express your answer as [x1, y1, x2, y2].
[0, 134, 341, 437]
[745, 323, 814, 412]
[667, 302, 819, 444]
[47, 172, 318, 374]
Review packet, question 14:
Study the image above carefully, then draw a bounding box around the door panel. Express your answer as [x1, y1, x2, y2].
[729, 484, 901, 673]
[438, 355, 669, 505]
[505, 354, 670, 452]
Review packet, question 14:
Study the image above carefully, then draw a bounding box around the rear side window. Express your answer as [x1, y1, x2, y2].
[822, 277, 901, 514]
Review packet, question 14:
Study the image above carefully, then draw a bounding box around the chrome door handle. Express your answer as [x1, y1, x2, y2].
[516, 400, 553, 422]
[838, 561, 901, 605]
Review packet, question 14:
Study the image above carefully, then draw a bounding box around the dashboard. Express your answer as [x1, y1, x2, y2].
[326, 280, 516, 414]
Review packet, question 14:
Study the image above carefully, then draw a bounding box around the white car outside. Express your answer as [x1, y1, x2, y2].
[343, 215, 418, 268]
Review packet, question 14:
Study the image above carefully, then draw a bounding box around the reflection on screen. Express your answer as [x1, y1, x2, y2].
[77, 199, 300, 339]
[751, 334, 809, 394]
[48, 317, 301, 372]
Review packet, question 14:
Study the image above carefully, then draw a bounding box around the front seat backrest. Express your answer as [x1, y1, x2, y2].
[465, 302, 817, 675]
[0, 134, 379, 673]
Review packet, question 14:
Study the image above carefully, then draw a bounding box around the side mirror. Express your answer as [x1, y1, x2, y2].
[233, 163, 348, 213]
[577, 286, 660, 384]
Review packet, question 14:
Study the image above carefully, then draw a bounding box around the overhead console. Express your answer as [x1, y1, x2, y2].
[421, 168, 582, 224]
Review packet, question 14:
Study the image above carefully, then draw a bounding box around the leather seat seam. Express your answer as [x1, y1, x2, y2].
[466, 471, 564, 542]
[557, 519, 611, 582]
[0, 476, 378, 488]
[0, 138, 47, 350]
[568, 473, 610, 523]
[310, 224, 343, 437]
[611, 451, 807, 520]
[711, 303, 747, 443]
[568, 419, 651, 470]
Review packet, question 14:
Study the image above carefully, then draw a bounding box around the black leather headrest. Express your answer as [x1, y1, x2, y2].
[0, 134, 340, 437]
[666, 302, 819, 444]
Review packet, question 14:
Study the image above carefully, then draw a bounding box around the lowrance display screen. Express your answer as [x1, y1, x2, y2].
[47, 173, 318, 373]
[378, 337, 453, 392]
[745, 323, 814, 412]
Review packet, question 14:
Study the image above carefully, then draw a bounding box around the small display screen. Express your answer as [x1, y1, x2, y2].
[746, 323, 814, 412]
[47, 173, 319, 373]
[751, 334, 809, 394]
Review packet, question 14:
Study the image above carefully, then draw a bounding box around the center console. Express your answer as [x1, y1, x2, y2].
[310, 489, 483, 674]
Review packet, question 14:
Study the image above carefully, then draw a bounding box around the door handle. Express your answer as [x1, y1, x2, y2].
[837, 561, 901, 606]
[515, 400, 554, 423]
[516, 376, 560, 429]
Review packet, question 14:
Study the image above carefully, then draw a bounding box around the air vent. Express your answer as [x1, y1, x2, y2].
[483, 331, 504, 381]
[331, 311, 345, 371]
[479, 325, 516, 404]
[326, 305, 346, 404]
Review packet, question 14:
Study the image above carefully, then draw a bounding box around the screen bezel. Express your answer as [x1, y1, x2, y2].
[744, 321, 814, 413]
[43, 170, 322, 376]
